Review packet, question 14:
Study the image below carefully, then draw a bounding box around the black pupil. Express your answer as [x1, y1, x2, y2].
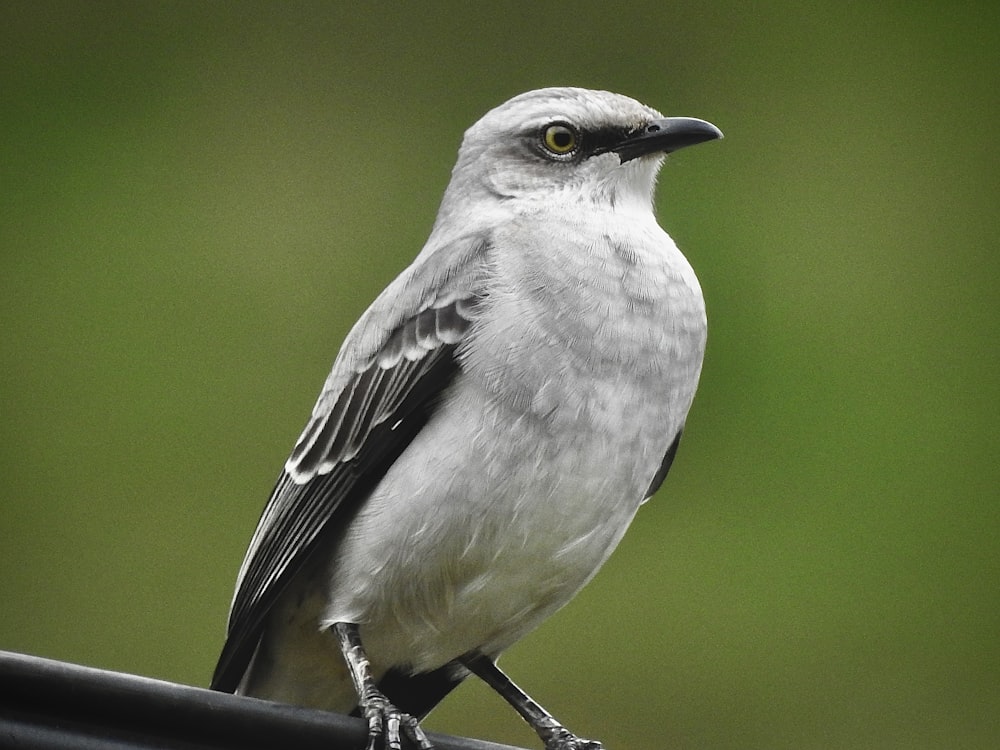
[552, 129, 572, 148]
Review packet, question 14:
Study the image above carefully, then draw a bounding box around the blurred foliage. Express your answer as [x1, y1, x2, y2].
[2, 2, 998, 748]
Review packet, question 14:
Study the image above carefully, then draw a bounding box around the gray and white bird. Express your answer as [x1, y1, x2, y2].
[212, 87, 721, 750]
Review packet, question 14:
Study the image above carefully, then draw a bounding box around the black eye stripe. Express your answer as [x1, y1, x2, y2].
[535, 123, 638, 161]
[586, 126, 635, 156]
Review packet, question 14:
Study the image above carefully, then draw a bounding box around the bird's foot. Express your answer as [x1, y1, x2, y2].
[537, 720, 604, 750]
[333, 622, 433, 750]
[358, 686, 433, 750]
[457, 654, 604, 750]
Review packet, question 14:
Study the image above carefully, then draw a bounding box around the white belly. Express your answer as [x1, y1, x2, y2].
[320, 375, 656, 672]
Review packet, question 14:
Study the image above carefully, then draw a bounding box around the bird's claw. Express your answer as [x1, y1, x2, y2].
[361, 688, 433, 750]
[541, 725, 604, 750]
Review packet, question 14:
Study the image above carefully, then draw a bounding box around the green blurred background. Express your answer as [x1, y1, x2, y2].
[2, 2, 997, 748]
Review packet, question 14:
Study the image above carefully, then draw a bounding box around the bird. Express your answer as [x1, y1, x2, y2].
[211, 87, 721, 750]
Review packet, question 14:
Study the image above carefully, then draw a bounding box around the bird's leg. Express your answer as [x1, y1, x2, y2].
[333, 622, 433, 750]
[460, 653, 603, 750]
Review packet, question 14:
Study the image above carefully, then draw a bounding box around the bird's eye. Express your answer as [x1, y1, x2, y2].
[542, 124, 578, 156]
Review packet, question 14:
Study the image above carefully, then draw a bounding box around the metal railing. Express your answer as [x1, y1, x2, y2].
[0, 650, 526, 750]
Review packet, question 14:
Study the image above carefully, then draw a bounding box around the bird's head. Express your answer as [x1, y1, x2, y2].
[441, 87, 722, 217]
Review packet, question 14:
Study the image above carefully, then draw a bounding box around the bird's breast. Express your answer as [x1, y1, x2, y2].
[465, 210, 706, 443]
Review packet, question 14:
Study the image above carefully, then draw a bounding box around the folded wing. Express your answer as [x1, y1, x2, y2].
[211, 237, 488, 695]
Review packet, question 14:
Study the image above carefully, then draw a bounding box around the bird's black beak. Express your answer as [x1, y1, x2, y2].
[613, 117, 723, 163]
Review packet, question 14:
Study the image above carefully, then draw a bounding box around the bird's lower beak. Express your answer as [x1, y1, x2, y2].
[613, 117, 723, 163]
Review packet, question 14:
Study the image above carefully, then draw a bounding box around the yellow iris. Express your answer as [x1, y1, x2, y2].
[543, 124, 577, 154]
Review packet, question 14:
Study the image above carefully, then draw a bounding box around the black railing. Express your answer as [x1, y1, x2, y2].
[0, 650, 526, 750]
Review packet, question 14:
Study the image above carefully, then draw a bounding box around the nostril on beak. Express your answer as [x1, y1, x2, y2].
[647, 124, 661, 133]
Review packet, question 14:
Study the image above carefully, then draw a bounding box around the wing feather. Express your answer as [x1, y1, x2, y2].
[211, 235, 489, 693]
[643, 428, 683, 502]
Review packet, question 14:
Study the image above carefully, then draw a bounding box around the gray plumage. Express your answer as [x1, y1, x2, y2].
[212, 87, 721, 750]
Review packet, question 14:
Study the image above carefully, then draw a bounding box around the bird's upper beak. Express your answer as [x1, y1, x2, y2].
[613, 117, 723, 163]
